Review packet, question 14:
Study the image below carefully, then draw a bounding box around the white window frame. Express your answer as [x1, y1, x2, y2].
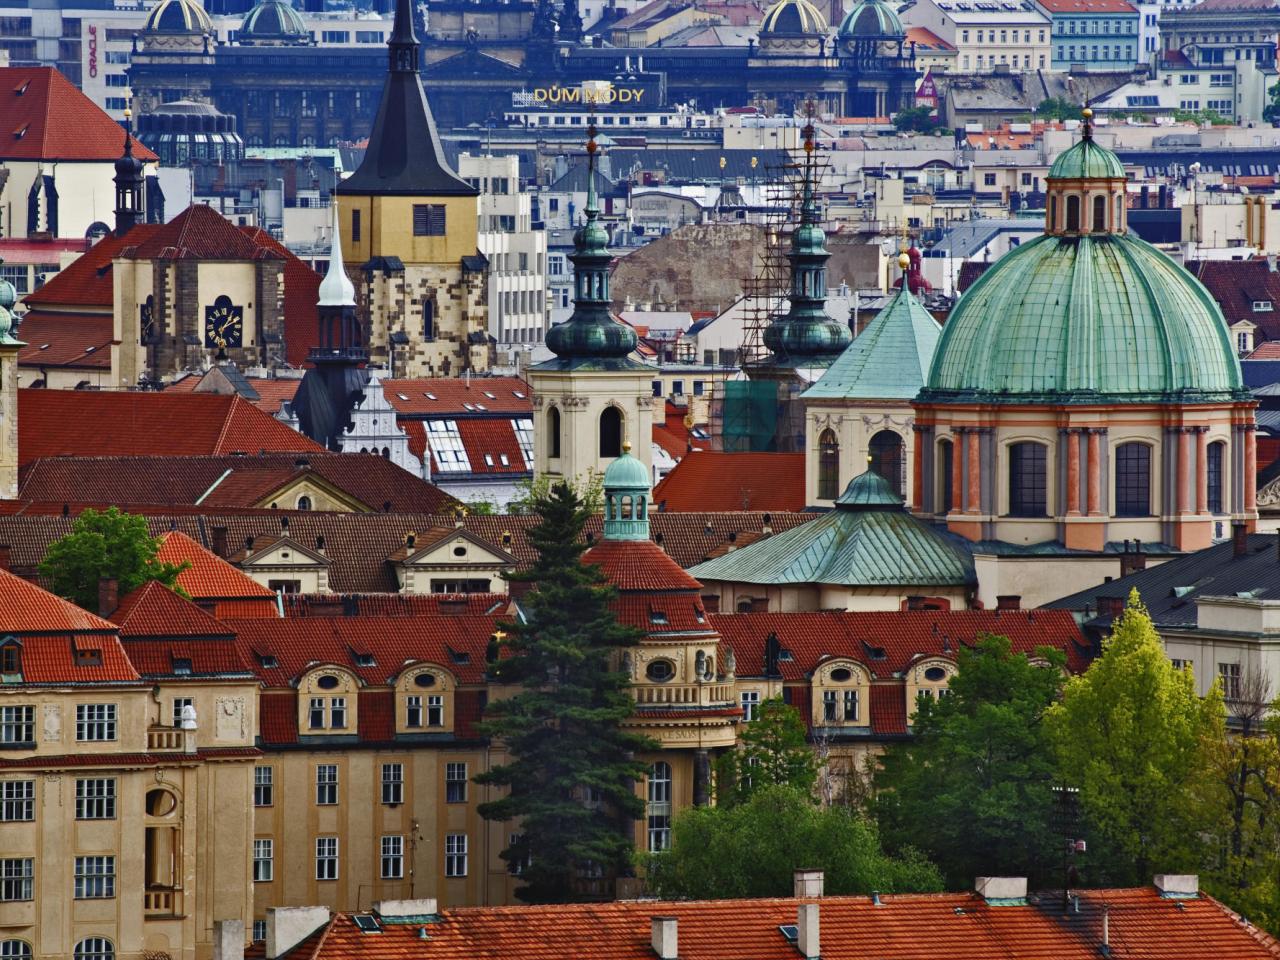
[445, 834, 468, 878]
[75, 778, 116, 820]
[740, 690, 760, 722]
[75, 704, 117, 742]
[254, 766, 273, 807]
[381, 763, 404, 805]
[253, 839, 273, 882]
[315, 837, 339, 880]
[0, 859, 32, 902]
[381, 835, 404, 879]
[73, 856, 115, 899]
[0, 782, 33, 822]
[0, 707, 33, 746]
[446, 762, 468, 803]
[316, 764, 338, 805]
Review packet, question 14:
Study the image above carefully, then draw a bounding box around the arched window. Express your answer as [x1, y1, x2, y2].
[1048, 196, 1057, 232]
[818, 429, 840, 500]
[1066, 195, 1081, 232]
[382, 447, 391, 458]
[938, 438, 954, 513]
[1008, 442, 1047, 516]
[74, 940, 114, 960]
[869, 430, 904, 499]
[0, 943, 31, 960]
[296, 495, 312, 511]
[1115, 442, 1151, 517]
[1093, 194, 1107, 231]
[1207, 440, 1226, 513]
[647, 762, 672, 852]
[1114, 193, 1123, 226]
[599, 406, 623, 458]
[548, 406, 561, 459]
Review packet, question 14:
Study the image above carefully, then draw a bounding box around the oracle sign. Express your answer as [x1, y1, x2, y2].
[88, 25, 98, 78]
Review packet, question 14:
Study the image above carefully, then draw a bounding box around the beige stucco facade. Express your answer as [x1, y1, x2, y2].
[530, 367, 656, 486]
[804, 398, 916, 508]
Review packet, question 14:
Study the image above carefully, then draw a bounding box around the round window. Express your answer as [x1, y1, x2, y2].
[453, 546, 467, 557]
[414, 673, 437, 688]
[924, 666, 947, 682]
[316, 674, 340, 690]
[646, 659, 676, 683]
[830, 667, 852, 682]
[145, 788, 177, 817]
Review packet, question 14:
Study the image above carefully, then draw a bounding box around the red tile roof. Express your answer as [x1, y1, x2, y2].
[654, 452, 806, 512]
[302, 886, 1280, 960]
[869, 683, 908, 734]
[905, 25, 955, 49]
[357, 689, 396, 742]
[0, 566, 119, 634]
[712, 609, 1092, 680]
[0, 67, 157, 162]
[15, 311, 113, 370]
[259, 693, 299, 744]
[1036, 0, 1135, 11]
[584, 539, 704, 592]
[127, 203, 283, 261]
[19, 452, 459, 513]
[110, 581, 235, 638]
[156, 531, 277, 600]
[22, 228, 159, 310]
[0, 747, 260, 772]
[17, 390, 323, 465]
[382, 376, 532, 416]
[120, 638, 254, 678]
[1188, 258, 1280, 339]
[455, 418, 529, 474]
[164, 372, 302, 414]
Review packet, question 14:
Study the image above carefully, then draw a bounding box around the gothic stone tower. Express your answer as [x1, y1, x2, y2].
[336, 0, 490, 378]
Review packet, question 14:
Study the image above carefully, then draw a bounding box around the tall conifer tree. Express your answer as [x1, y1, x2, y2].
[477, 482, 652, 902]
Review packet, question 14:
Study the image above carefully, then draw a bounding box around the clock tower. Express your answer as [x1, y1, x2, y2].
[336, 0, 490, 379]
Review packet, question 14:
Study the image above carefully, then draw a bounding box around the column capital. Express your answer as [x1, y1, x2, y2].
[1084, 426, 1109, 436]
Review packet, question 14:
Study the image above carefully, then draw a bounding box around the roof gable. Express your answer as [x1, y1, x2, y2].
[157, 531, 277, 600]
[392, 527, 517, 567]
[0, 566, 120, 634]
[0, 66, 157, 162]
[110, 580, 235, 638]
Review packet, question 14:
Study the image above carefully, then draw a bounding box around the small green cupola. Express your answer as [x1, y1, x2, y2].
[835, 465, 902, 508]
[0, 263, 24, 347]
[602, 441, 651, 540]
[762, 121, 852, 367]
[540, 121, 643, 372]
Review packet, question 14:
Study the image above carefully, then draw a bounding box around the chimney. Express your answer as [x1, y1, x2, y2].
[1120, 538, 1147, 577]
[651, 917, 678, 960]
[1101, 906, 1111, 958]
[211, 526, 229, 558]
[212, 919, 245, 960]
[373, 898, 439, 917]
[1097, 595, 1124, 619]
[905, 595, 926, 611]
[266, 906, 330, 959]
[996, 594, 1021, 611]
[796, 903, 820, 960]
[701, 594, 720, 614]
[1153, 874, 1198, 898]
[794, 869, 824, 898]
[749, 597, 769, 613]
[97, 577, 119, 617]
[975, 877, 1028, 904]
[1233, 522, 1249, 557]
[0, 544, 10, 572]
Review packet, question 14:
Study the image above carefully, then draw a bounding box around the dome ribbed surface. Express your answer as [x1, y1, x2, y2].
[760, 0, 829, 34]
[604, 450, 650, 490]
[922, 233, 1246, 404]
[240, 0, 309, 41]
[1047, 137, 1126, 180]
[838, 0, 905, 38]
[145, 0, 212, 34]
[835, 468, 901, 508]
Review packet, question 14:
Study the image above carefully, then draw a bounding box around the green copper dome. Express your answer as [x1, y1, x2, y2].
[144, 0, 212, 34]
[604, 447, 650, 491]
[921, 232, 1247, 405]
[836, 467, 901, 508]
[603, 446, 651, 541]
[239, 0, 310, 43]
[838, 0, 905, 39]
[1047, 136, 1126, 180]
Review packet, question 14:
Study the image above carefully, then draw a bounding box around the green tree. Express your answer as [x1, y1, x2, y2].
[716, 697, 818, 807]
[508, 469, 604, 515]
[1037, 96, 1081, 121]
[476, 482, 653, 902]
[644, 784, 943, 899]
[874, 634, 1066, 888]
[1047, 590, 1224, 885]
[893, 105, 940, 133]
[38, 507, 188, 611]
[1265, 80, 1280, 123]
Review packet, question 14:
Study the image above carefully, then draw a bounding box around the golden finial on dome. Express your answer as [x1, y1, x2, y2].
[899, 251, 911, 271]
[622, 439, 632, 453]
[1081, 105, 1094, 140]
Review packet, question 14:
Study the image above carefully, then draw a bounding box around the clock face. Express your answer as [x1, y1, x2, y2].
[204, 297, 244, 349]
[140, 296, 155, 345]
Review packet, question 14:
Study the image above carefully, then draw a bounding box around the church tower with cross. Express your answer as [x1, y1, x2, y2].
[529, 121, 654, 487]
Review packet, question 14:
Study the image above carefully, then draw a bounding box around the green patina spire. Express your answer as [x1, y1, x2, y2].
[763, 117, 852, 366]
[602, 441, 652, 540]
[539, 118, 643, 371]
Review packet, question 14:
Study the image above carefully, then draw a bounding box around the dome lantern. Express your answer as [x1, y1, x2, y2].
[602, 441, 652, 541]
[1045, 107, 1129, 238]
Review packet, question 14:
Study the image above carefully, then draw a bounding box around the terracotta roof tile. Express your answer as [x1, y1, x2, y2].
[0, 67, 157, 162]
[0, 747, 260, 772]
[165, 372, 302, 414]
[15, 311, 114, 370]
[869, 683, 908, 734]
[382, 376, 532, 416]
[0, 566, 119, 634]
[1189, 258, 1280, 339]
[454, 418, 529, 474]
[156, 531, 277, 600]
[357, 689, 396, 742]
[17, 390, 322, 465]
[654, 452, 806, 512]
[309, 887, 1280, 960]
[712, 609, 1092, 679]
[259, 693, 299, 744]
[584, 539, 704, 592]
[120, 638, 254, 678]
[22, 228, 160, 309]
[110, 581, 236, 638]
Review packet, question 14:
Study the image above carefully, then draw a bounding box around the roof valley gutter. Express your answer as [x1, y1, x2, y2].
[194, 467, 235, 505]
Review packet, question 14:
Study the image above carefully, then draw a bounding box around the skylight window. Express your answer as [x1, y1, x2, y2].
[513, 391, 526, 399]
[483, 391, 496, 399]
[427, 420, 472, 473]
[256, 652, 279, 668]
[484, 454, 495, 466]
[499, 454, 510, 466]
[353, 652, 376, 667]
[425, 392, 438, 400]
[173, 658, 193, 675]
[353, 915, 382, 933]
[650, 609, 669, 625]
[397, 393, 409, 401]
[463, 402, 475, 411]
[475, 403, 487, 411]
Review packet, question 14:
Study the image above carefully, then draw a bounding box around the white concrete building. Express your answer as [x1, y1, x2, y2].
[457, 153, 549, 362]
[905, 0, 1052, 73]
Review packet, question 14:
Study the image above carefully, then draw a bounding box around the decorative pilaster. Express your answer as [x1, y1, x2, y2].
[966, 429, 981, 514]
[1177, 427, 1192, 515]
[951, 428, 965, 515]
[1086, 429, 1103, 516]
[1246, 425, 1258, 512]
[1196, 426, 1208, 515]
[1065, 428, 1081, 516]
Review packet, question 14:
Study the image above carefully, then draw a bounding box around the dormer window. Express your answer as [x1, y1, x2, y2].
[352, 651, 376, 668]
[172, 658, 193, 676]
[649, 608, 669, 625]
[812, 660, 870, 728]
[398, 667, 454, 733]
[1254, 300, 1273, 312]
[0, 640, 21, 675]
[73, 647, 102, 668]
[299, 669, 358, 734]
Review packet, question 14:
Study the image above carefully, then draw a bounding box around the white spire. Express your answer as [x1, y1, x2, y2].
[318, 199, 356, 307]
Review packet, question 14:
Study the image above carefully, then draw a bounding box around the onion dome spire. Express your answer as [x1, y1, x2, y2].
[114, 109, 145, 238]
[762, 116, 852, 365]
[541, 120, 642, 370]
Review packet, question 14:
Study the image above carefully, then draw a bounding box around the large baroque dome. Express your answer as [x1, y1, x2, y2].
[922, 120, 1244, 406]
[239, 0, 311, 45]
[144, 0, 212, 35]
[759, 0, 829, 35]
[838, 0, 905, 40]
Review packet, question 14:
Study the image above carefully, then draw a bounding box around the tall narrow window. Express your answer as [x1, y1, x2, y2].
[315, 838, 338, 880]
[351, 208, 360, 243]
[381, 836, 404, 879]
[1114, 442, 1151, 516]
[599, 406, 623, 458]
[818, 429, 840, 500]
[423, 299, 435, 341]
[1093, 194, 1107, 231]
[938, 438, 954, 513]
[446, 762, 468, 803]
[1008, 442, 1047, 517]
[253, 766, 273, 807]
[1048, 196, 1058, 231]
[869, 430, 905, 499]
[444, 834, 468, 877]
[1066, 195, 1081, 231]
[548, 406, 561, 459]
[1207, 440, 1225, 513]
[822, 690, 838, 722]
[405, 695, 422, 728]
[253, 840, 273, 882]
[647, 762, 672, 852]
[381, 763, 403, 805]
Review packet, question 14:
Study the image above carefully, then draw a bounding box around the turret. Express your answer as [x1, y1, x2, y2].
[114, 109, 145, 238]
